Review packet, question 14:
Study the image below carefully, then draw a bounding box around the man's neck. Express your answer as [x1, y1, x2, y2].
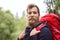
[28, 21, 39, 28]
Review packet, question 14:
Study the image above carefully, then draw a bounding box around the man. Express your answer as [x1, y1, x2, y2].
[18, 4, 52, 40]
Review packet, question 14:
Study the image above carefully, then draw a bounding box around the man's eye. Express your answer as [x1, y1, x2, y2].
[33, 12, 37, 14]
[28, 12, 31, 14]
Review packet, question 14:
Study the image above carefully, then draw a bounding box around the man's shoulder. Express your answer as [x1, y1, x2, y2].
[38, 21, 50, 32]
[41, 26, 51, 32]
[37, 27, 52, 40]
[38, 26, 52, 35]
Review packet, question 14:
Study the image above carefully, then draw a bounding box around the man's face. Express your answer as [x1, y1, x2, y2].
[27, 7, 40, 25]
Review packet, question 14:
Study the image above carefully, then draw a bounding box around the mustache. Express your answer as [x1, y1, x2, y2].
[29, 17, 36, 21]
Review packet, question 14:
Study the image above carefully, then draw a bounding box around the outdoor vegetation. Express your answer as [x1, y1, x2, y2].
[0, 0, 60, 40]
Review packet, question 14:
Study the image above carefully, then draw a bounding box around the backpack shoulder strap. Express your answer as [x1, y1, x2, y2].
[36, 22, 47, 31]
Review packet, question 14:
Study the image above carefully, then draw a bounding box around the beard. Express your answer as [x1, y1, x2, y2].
[29, 17, 36, 23]
[28, 17, 37, 27]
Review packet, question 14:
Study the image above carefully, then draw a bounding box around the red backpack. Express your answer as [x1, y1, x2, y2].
[38, 13, 60, 40]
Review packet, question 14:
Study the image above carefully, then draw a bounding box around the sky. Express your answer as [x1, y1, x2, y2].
[0, 0, 47, 18]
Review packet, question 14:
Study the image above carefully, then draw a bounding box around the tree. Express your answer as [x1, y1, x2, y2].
[53, 0, 60, 17]
[44, 0, 60, 17]
[0, 7, 27, 40]
[0, 8, 16, 40]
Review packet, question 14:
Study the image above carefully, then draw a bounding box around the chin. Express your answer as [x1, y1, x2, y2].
[29, 22, 35, 26]
[29, 21, 35, 24]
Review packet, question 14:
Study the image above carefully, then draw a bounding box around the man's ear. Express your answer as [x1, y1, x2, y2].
[38, 13, 40, 17]
[39, 13, 40, 16]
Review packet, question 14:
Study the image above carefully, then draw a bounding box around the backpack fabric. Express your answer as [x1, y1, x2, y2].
[40, 13, 60, 40]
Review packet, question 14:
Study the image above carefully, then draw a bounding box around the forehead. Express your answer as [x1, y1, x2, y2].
[27, 7, 38, 12]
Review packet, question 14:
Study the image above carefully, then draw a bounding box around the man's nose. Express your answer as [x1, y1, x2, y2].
[31, 12, 34, 16]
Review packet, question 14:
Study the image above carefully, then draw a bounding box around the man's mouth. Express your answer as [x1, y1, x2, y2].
[29, 18, 36, 22]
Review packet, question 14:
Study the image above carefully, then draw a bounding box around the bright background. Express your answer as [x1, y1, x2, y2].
[0, 0, 47, 18]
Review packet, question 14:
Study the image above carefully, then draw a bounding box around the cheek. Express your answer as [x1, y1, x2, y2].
[34, 14, 39, 18]
[34, 15, 39, 20]
[27, 15, 31, 20]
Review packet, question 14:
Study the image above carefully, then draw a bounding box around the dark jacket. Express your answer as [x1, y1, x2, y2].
[18, 22, 52, 40]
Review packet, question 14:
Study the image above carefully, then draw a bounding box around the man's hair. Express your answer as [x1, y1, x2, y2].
[27, 4, 40, 14]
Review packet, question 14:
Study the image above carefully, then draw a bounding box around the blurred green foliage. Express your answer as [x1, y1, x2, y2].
[1, 0, 60, 39]
[44, 0, 60, 17]
[0, 8, 27, 40]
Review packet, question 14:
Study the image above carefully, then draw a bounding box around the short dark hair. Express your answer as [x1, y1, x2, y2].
[27, 4, 40, 14]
